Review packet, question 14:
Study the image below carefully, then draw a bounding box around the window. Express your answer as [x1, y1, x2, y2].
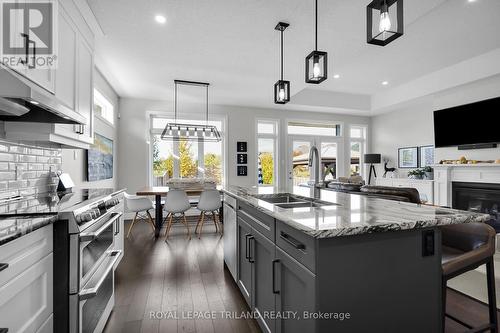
[94, 89, 114, 125]
[288, 121, 340, 136]
[320, 142, 337, 181]
[349, 126, 367, 177]
[257, 120, 278, 186]
[150, 116, 224, 185]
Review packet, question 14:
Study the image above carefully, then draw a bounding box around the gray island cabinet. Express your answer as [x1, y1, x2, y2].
[222, 186, 490, 333]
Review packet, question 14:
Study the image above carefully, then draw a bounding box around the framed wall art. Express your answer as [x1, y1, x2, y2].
[398, 147, 419, 168]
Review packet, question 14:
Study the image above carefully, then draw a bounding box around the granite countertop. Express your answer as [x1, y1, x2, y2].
[0, 214, 57, 246]
[222, 185, 491, 239]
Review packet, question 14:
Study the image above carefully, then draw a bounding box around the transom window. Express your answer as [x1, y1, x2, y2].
[93, 89, 114, 125]
[287, 121, 340, 136]
[150, 116, 225, 185]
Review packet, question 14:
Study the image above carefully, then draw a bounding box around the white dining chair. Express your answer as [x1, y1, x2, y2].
[195, 189, 222, 238]
[164, 189, 192, 239]
[124, 192, 155, 238]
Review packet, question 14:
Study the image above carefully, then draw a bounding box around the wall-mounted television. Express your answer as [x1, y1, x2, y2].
[433, 96, 500, 148]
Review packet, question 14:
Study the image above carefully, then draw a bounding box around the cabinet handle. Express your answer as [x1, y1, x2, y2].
[248, 236, 255, 263]
[20, 33, 29, 66]
[245, 234, 251, 260]
[0, 263, 8, 272]
[272, 259, 280, 294]
[280, 231, 305, 250]
[28, 39, 36, 69]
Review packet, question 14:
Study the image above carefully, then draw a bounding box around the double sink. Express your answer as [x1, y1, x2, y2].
[253, 193, 338, 209]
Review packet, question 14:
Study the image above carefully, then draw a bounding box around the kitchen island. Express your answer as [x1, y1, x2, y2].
[222, 185, 490, 333]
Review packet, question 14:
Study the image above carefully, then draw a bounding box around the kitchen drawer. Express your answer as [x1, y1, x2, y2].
[0, 224, 53, 288]
[275, 220, 316, 273]
[238, 201, 275, 241]
[0, 253, 53, 333]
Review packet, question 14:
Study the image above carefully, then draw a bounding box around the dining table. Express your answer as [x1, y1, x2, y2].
[136, 186, 221, 237]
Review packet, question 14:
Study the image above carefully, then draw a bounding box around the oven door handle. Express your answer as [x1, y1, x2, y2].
[79, 250, 121, 301]
[80, 212, 122, 242]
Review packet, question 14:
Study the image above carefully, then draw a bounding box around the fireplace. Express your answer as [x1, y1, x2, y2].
[452, 182, 500, 232]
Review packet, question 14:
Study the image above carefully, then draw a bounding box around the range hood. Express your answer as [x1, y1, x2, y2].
[0, 67, 85, 124]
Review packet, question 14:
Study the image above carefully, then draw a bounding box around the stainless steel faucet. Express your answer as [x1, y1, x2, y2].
[308, 146, 321, 187]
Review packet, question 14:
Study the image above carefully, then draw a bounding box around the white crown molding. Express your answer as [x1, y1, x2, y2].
[73, 0, 105, 38]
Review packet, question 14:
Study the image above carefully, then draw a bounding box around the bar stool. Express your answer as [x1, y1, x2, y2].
[195, 189, 222, 238]
[164, 189, 191, 239]
[441, 222, 498, 333]
[124, 192, 156, 238]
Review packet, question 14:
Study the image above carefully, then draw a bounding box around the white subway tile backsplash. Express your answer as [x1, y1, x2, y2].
[0, 140, 61, 197]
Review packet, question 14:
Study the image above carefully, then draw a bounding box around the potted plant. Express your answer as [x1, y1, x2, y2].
[408, 169, 425, 180]
[423, 166, 434, 180]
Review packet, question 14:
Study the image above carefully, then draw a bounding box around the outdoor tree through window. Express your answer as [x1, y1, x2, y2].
[151, 117, 224, 185]
[257, 120, 278, 186]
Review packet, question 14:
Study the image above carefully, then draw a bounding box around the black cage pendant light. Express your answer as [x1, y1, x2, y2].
[367, 0, 404, 46]
[305, 0, 327, 84]
[274, 22, 290, 104]
[161, 80, 221, 142]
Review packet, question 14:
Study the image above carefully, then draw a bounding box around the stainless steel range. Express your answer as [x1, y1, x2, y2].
[53, 189, 124, 333]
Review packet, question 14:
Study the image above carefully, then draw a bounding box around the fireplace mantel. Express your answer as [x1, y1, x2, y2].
[434, 164, 500, 206]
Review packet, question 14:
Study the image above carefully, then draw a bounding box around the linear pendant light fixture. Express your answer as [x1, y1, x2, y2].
[305, 0, 327, 84]
[161, 80, 221, 142]
[367, 0, 404, 46]
[274, 22, 290, 104]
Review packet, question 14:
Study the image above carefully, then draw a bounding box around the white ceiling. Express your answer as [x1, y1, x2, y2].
[88, 0, 500, 115]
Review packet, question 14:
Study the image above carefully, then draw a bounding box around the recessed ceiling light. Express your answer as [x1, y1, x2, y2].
[155, 15, 166, 24]
[333, 74, 340, 79]
[382, 81, 389, 85]
[468, 0, 477, 2]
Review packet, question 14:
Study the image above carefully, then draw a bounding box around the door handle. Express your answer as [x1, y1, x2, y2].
[245, 234, 251, 260]
[272, 259, 280, 294]
[20, 33, 29, 66]
[280, 231, 306, 250]
[28, 39, 35, 69]
[0, 263, 8, 272]
[248, 236, 255, 263]
[79, 251, 121, 300]
[115, 215, 120, 236]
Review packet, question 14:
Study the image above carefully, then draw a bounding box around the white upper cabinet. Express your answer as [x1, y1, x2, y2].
[17, 0, 56, 92]
[55, 5, 77, 110]
[4, 0, 96, 149]
[77, 37, 94, 142]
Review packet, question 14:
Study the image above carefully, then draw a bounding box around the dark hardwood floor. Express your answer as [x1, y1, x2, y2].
[103, 217, 261, 333]
[104, 217, 500, 333]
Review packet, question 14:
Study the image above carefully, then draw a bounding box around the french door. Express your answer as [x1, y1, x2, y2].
[287, 136, 341, 190]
